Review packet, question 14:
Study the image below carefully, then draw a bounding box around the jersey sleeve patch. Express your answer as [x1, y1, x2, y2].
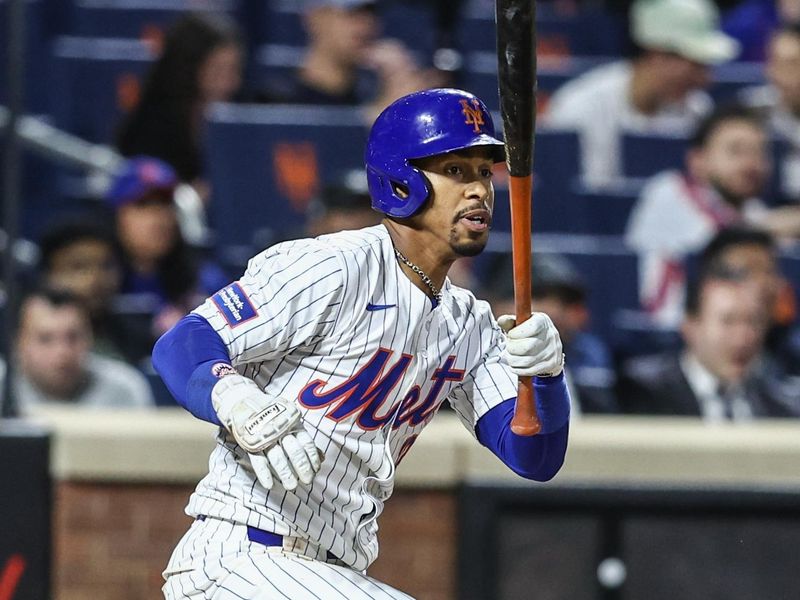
[212, 283, 258, 328]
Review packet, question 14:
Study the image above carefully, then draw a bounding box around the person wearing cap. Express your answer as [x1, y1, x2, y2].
[257, 0, 448, 121]
[544, 0, 740, 188]
[107, 156, 230, 342]
[483, 252, 619, 415]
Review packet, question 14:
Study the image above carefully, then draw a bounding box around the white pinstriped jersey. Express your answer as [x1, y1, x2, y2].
[189, 224, 517, 572]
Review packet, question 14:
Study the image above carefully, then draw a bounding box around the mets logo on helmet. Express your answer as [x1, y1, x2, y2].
[460, 99, 485, 133]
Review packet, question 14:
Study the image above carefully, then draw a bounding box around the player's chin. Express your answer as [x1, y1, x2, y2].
[451, 234, 488, 257]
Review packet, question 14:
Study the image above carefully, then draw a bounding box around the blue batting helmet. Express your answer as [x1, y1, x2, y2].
[365, 88, 505, 218]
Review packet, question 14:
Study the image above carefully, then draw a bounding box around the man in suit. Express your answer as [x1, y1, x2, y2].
[619, 268, 799, 420]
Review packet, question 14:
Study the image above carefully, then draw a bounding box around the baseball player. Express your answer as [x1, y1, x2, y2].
[152, 88, 571, 599]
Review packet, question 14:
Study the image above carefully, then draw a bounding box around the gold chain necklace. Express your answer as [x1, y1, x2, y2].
[394, 248, 442, 302]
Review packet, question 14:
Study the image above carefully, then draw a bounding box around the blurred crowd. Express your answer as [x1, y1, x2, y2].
[2, 0, 800, 422]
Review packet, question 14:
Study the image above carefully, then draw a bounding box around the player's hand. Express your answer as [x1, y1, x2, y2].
[497, 313, 565, 378]
[212, 375, 322, 491]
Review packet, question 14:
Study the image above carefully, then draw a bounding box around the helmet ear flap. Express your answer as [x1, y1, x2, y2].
[367, 163, 431, 218]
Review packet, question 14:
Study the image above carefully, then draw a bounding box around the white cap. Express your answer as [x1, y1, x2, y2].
[631, 0, 740, 65]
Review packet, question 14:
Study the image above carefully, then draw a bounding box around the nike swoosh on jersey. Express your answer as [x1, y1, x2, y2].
[366, 303, 397, 311]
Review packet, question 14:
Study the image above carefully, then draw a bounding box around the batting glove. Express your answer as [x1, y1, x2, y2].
[212, 375, 322, 491]
[497, 313, 565, 378]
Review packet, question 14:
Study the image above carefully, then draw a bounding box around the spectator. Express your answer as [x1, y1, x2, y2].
[38, 219, 153, 365]
[116, 12, 243, 202]
[107, 156, 230, 340]
[306, 170, 381, 237]
[7, 287, 154, 415]
[544, 0, 739, 187]
[618, 269, 799, 420]
[741, 24, 800, 200]
[626, 104, 800, 327]
[483, 253, 619, 415]
[699, 227, 800, 374]
[257, 0, 447, 122]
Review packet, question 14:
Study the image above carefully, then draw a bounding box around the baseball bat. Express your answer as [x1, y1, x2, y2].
[496, 0, 541, 436]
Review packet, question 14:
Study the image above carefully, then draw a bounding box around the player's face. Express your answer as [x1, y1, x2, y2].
[682, 281, 768, 384]
[16, 298, 92, 398]
[412, 147, 496, 258]
[698, 120, 770, 203]
[767, 31, 800, 112]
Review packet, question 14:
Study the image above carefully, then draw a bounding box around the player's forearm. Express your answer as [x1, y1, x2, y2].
[152, 314, 232, 425]
[475, 373, 570, 481]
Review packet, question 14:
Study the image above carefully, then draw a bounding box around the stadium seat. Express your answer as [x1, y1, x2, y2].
[0, 0, 51, 113]
[249, 43, 305, 99]
[487, 128, 581, 234]
[709, 61, 766, 102]
[621, 132, 689, 179]
[258, 0, 438, 56]
[479, 234, 640, 342]
[458, 52, 609, 113]
[50, 36, 154, 143]
[779, 251, 800, 300]
[456, 2, 626, 56]
[552, 240, 640, 343]
[69, 0, 240, 38]
[566, 180, 644, 236]
[611, 308, 683, 360]
[770, 137, 795, 205]
[204, 103, 368, 268]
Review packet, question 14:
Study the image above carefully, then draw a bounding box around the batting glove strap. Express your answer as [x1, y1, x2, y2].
[211, 374, 301, 454]
[498, 313, 565, 378]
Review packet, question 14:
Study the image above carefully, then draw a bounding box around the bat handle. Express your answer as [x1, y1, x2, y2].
[511, 377, 541, 435]
[508, 173, 541, 437]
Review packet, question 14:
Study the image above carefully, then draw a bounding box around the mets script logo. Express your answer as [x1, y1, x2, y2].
[460, 99, 485, 133]
[299, 348, 465, 431]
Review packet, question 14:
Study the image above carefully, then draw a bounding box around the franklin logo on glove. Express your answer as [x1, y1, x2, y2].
[244, 405, 285, 436]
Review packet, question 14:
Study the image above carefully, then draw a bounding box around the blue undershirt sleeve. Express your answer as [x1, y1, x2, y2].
[474, 373, 570, 481]
[151, 314, 232, 426]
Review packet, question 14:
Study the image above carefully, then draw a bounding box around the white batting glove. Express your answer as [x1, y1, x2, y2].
[497, 313, 565, 378]
[212, 375, 322, 491]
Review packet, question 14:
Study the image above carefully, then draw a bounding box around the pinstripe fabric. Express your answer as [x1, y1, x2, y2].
[167, 225, 517, 596]
[163, 517, 412, 599]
